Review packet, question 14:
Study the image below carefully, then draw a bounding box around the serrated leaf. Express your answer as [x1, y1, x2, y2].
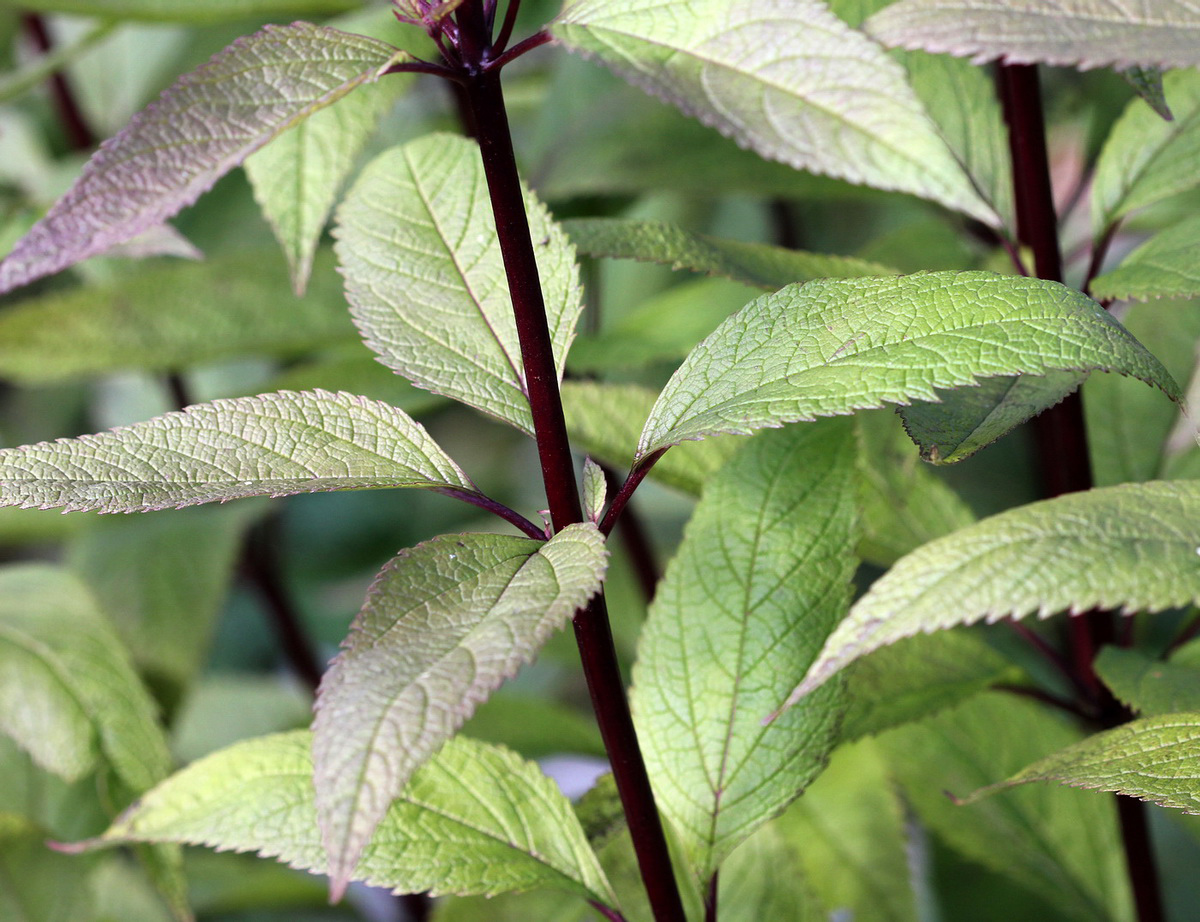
[0, 22, 407, 295]
[336, 134, 582, 435]
[791, 480, 1200, 703]
[1093, 71, 1200, 232]
[580, 458, 606, 525]
[313, 524, 607, 898]
[970, 713, 1200, 815]
[552, 0, 999, 226]
[13, 0, 363, 23]
[0, 390, 475, 513]
[562, 218, 898, 290]
[1121, 65, 1173, 120]
[1094, 647, 1200, 717]
[1091, 214, 1200, 302]
[899, 371, 1086, 464]
[632, 421, 855, 878]
[245, 78, 406, 295]
[0, 249, 355, 384]
[637, 272, 1178, 460]
[0, 565, 170, 794]
[866, 0, 1200, 70]
[95, 731, 615, 903]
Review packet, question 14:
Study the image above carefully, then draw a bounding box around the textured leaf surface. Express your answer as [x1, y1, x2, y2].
[867, 0, 1200, 69]
[0, 390, 474, 513]
[336, 134, 581, 435]
[899, 371, 1086, 464]
[1091, 214, 1200, 302]
[792, 480, 1200, 702]
[1095, 647, 1200, 717]
[313, 525, 607, 898]
[879, 693, 1130, 922]
[632, 422, 855, 877]
[97, 731, 615, 902]
[0, 565, 169, 793]
[563, 217, 897, 290]
[246, 78, 405, 294]
[0, 250, 355, 384]
[1093, 71, 1200, 232]
[975, 713, 1200, 815]
[13, 0, 362, 22]
[0, 22, 406, 295]
[581, 458, 606, 524]
[638, 272, 1176, 459]
[553, 0, 998, 225]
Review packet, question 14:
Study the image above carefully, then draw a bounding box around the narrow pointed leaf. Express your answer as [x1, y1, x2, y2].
[637, 272, 1177, 460]
[899, 371, 1086, 464]
[1093, 71, 1200, 232]
[1091, 214, 1200, 302]
[14, 0, 364, 23]
[1094, 647, 1200, 717]
[562, 218, 897, 290]
[552, 0, 999, 225]
[93, 731, 615, 903]
[0, 390, 475, 513]
[0, 22, 408, 295]
[336, 134, 582, 435]
[971, 713, 1200, 815]
[632, 421, 856, 878]
[581, 458, 606, 525]
[1122, 66, 1173, 120]
[313, 525, 607, 898]
[791, 480, 1200, 703]
[866, 0, 1200, 70]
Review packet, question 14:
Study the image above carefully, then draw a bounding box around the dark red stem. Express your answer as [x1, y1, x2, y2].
[600, 450, 667, 537]
[21, 14, 94, 151]
[704, 872, 719, 922]
[433, 487, 545, 539]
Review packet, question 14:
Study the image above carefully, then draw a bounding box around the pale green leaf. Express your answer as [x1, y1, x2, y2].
[1121, 65, 1173, 120]
[0, 565, 170, 794]
[867, 0, 1200, 70]
[246, 78, 406, 295]
[552, 0, 998, 225]
[12, 0, 363, 23]
[0, 21, 116, 107]
[460, 693, 605, 760]
[717, 825, 824, 922]
[263, 345, 447, 414]
[971, 712, 1200, 815]
[1094, 647, 1200, 717]
[0, 816, 98, 922]
[562, 217, 898, 290]
[0, 390, 475, 513]
[855, 409, 976, 566]
[313, 525, 608, 898]
[632, 421, 856, 878]
[776, 738, 919, 922]
[95, 731, 615, 902]
[581, 458, 606, 525]
[1093, 71, 1200, 232]
[562, 381, 738, 497]
[1091, 214, 1200, 302]
[0, 249, 355, 384]
[879, 693, 1131, 922]
[899, 371, 1086, 464]
[0, 22, 407, 294]
[637, 272, 1177, 460]
[336, 133, 582, 436]
[791, 480, 1200, 703]
[170, 675, 312, 765]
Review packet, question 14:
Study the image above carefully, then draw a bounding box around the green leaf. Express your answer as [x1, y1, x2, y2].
[637, 272, 1177, 460]
[562, 217, 898, 290]
[0, 390, 475, 512]
[0, 815, 98, 922]
[717, 824, 824, 922]
[1091, 214, 1200, 302]
[970, 712, 1200, 815]
[552, 0, 999, 225]
[879, 693, 1131, 922]
[335, 133, 582, 436]
[791, 480, 1200, 703]
[0, 22, 407, 295]
[0, 565, 170, 794]
[632, 421, 856, 878]
[581, 458, 606, 525]
[245, 78, 406, 295]
[313, 525, 607, 898]
[1121, 65, 1173, 120]
[899, 371, 1086, 464]
[1094, 647, 1200, 717]
[1093, 71, 1200, 232]
[170, 675, 312, 765]
[94, 731, 615, 903]
[11, 0, 363, 23]
[866, 0, 1200, 70]
[0, 249, 356, 384]
[262, 345, 447, 414]
[460, 693, 605, 760]
[855, 409, 976, 566]
[562, 381, 738, 496]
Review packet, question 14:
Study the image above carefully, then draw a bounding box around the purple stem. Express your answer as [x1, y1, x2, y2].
[600, 450, 667, 537]
[433, 487, 545, 539]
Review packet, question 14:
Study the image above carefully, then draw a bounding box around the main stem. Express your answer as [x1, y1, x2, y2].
[997, 62, 1164, 922]
[454, 9, 685, 920]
